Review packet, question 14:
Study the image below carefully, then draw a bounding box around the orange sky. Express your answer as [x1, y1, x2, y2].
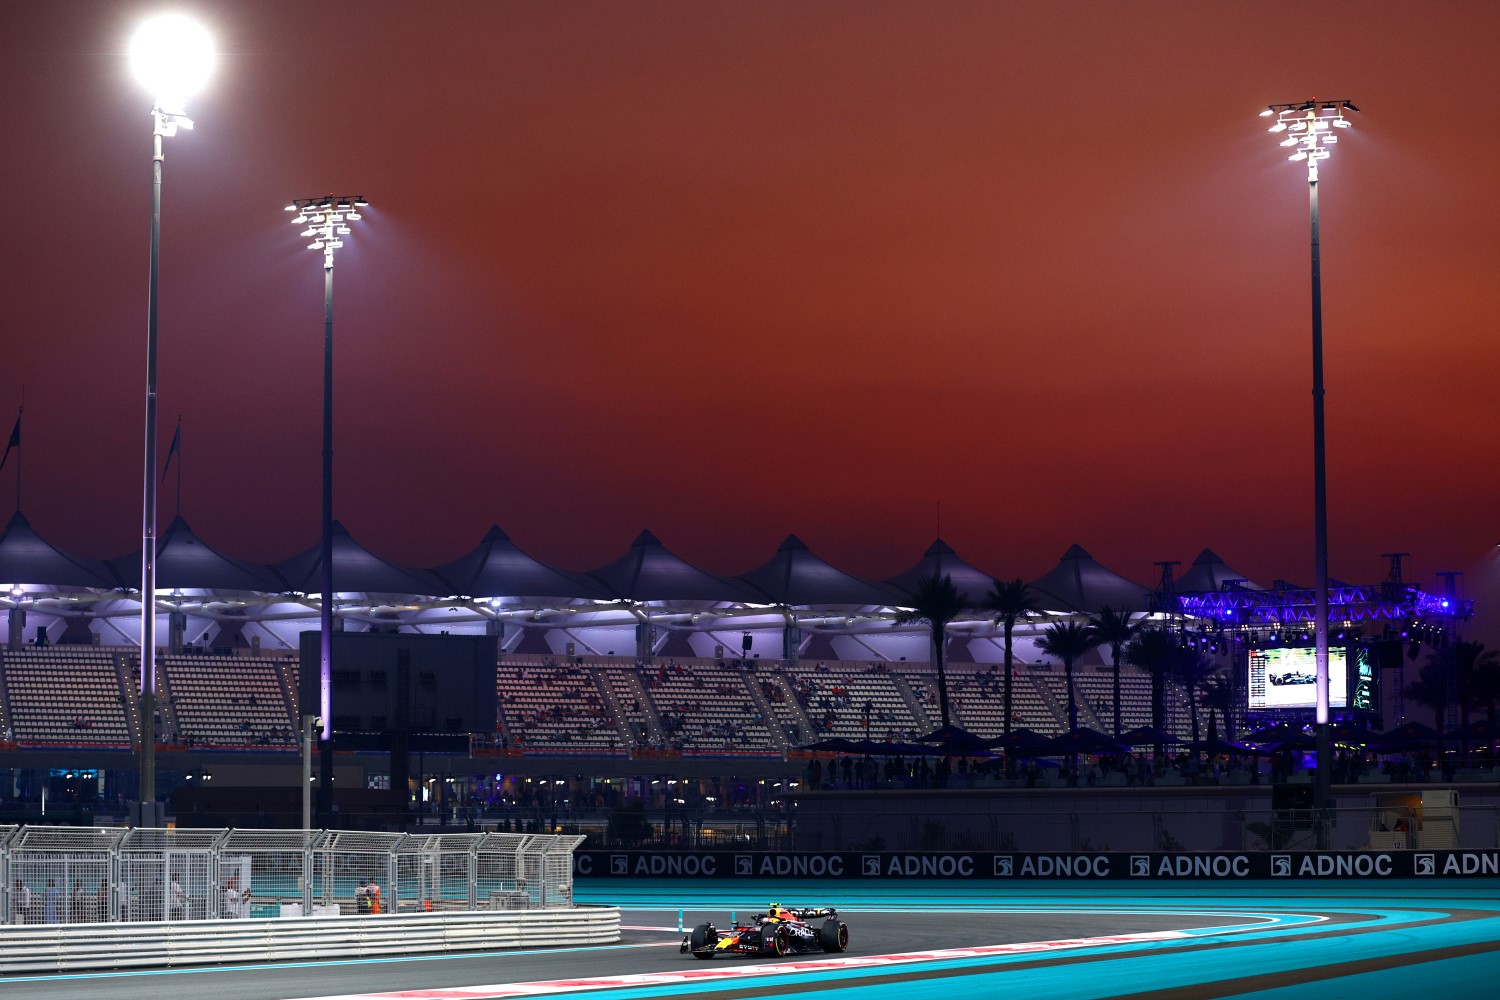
[2, 2, 1496, 629]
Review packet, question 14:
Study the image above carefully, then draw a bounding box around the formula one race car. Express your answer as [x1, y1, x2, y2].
[681, 903, 850, 959]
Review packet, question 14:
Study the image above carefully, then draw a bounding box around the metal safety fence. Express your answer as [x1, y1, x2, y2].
[0, 826, 584, 926]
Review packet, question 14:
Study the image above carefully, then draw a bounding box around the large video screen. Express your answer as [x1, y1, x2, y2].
[1247, 646, 1348, 710]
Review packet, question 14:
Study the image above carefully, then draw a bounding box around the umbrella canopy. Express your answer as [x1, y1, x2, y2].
[1449, 718, 1500, 742]
[1115, 726, 1182, 747]
[1378, 721, 1443, 747]
[1328, 721, 1384, 747]
[1245, 722, 1309, 742]
[1183, 736, 1263, 756]
[1244, 722, 1317, 751]
[1039, 727, 1129, 756]
[799, 738, 859, 753]
[916, 724, 992, 754]
[989, 727, 1054, 751]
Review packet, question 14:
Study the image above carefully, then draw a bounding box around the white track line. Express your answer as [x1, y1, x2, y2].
[289, 930, 1189, 1000]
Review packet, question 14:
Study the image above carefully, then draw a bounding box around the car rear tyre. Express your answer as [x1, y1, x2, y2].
[690, 923, 717, 959]
[819, 919, 849, 953]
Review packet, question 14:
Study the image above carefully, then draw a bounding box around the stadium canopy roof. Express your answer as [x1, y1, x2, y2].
[1027, 543, 1149, 614]
[431, 525, 611, 600]
[0, 510, 115, 589]
[884, 538, 999, 604]
[588, 530, 764, 604]
[107, 514, 282, 593]
[271, 521, 445, 596]
[1176, 548, 1264, 592]
[737, 534, 903, 608]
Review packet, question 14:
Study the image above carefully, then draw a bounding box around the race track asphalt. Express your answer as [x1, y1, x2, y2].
[3, 879, 1498, 1000]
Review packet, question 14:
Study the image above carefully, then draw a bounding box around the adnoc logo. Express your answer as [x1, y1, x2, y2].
[994, 856, 1013, 877]
[1414, 854, 1436, 876]
[1271, 855, 1292, 877]
[735, 855, 753, 876]
[862, 856, 881, 876]
[611, 854, 629, 875]
[1130, 856, 1150, 877]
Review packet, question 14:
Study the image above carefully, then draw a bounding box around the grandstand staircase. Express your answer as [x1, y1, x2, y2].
[605, 668, 668, 747]
[590, 669, 638, 750]
[890, 673, 936, 731]
[742, 674, 793, 752]
[0, 659, 13, 740]
[760, 673, 815, 746]
[114, 651, 144, 746]
[1074, 672, 1106, 731]
[1023, 670, 1068, 730]
[154, 663, 182, 743]
[274, 660, 301, 723]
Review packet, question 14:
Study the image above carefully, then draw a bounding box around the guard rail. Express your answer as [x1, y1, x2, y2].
[0, 905, 620, 973]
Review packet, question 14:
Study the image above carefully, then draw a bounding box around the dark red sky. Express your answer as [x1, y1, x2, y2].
[2, 2, 1497, 619]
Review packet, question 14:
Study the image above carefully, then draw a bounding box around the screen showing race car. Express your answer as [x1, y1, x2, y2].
[1246, 646, 1348, 710]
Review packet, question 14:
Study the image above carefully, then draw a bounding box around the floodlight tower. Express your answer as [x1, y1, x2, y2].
[128, 14, 215, 823]
[1260, 98, 1359, 835]
[285, 194, 366, 824]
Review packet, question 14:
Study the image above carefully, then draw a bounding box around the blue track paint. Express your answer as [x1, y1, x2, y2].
[15, 878, 1500, 997]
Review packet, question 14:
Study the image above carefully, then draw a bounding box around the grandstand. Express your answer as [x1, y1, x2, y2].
[495, 661, 625, 754]
[160, 653, 299, 748]
[0, 648, 135, 747]
[0, 647, 1200, 759]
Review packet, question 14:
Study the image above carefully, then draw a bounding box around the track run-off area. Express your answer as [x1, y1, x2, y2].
[4, 878, 1500, 999]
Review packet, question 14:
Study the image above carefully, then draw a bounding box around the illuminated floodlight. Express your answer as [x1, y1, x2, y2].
[1262, 99, 1356, 179]
[287, 194, 367, 267]
[129, 14, 215, 115]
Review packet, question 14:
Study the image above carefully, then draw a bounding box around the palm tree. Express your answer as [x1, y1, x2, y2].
[1458, 642, 1500, 760]
[1460, 642, 1500, 726]
[1171, 647, 1216, 748]
[981, 578, 1041, 737]
[1086, 605, 1142, 737]
[1198, 671, 1236, 740]
[1125, 627, 1180, 760]
[1403, 659, 1448, 735]
[1447, 641, 1498, 763]
[1036, 621, 1100, 735]
[894, 573, 970, 728]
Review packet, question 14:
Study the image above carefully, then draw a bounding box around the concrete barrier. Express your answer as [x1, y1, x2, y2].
[0, 906, 620, 974]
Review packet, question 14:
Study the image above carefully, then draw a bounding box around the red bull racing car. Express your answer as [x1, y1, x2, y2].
[681, 903, 850, 959]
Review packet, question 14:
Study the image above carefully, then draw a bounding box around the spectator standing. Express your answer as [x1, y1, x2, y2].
[169, 876, 187, 920]
[356, 878, 371, 914]
[11, 879, 32, 924]
[70, 881, 87, 923]
[43, 879, 61, 923]
[221, 882, 242, 919]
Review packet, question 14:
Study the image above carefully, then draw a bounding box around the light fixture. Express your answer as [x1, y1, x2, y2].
[128, 14, 215, 115]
